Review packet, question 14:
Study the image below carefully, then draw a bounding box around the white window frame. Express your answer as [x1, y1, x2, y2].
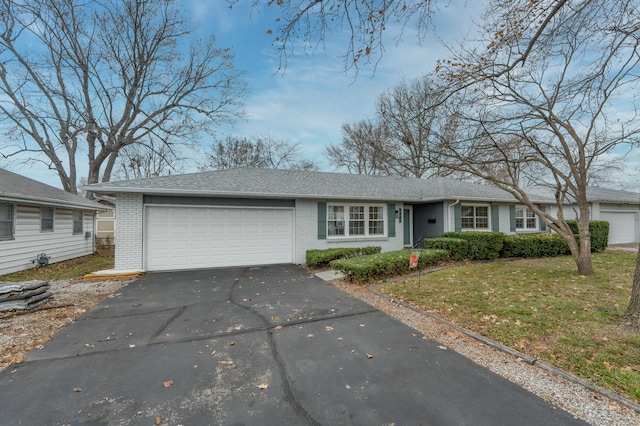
[72, 209, 84, 235]
[461, 204, 490, 231]
[41, 206, 54, 232]
[0, 202, 15, 241]
[515, 206, 538, 231]
[327, 203, 386, 238]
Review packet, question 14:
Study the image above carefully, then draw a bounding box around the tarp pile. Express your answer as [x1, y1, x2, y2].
[0, 280, 51, 312]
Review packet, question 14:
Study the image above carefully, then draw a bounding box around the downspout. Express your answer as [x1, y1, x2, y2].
[448, 199, 460, 233]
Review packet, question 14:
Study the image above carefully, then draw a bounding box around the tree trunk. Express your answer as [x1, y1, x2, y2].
[622, 245, 640, 333]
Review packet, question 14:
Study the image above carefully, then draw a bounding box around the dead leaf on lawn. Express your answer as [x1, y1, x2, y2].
[162, 380, 174, 388]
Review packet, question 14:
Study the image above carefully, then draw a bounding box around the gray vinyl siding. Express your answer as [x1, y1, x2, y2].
[0, 204, 96, 275]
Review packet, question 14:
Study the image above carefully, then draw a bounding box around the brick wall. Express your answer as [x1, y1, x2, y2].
[114, 193, 143, 270]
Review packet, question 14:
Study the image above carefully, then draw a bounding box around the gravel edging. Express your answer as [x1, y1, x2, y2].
[327, 275, 640, 426]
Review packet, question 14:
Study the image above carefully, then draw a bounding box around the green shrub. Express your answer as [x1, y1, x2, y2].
[306, 246, 381, 269]
[442, 232, 505, 260]
[424, 238, 468, 261]
[566, 220, 610, 252]
[501, 233, 571, 258]
[330, 249, 449, 284]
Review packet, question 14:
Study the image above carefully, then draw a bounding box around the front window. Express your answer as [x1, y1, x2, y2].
[328, 204, 385, 237]
[73, 210, 84, 235]
[461, 205, 489, 230]
[328, 205, 345, 236]
[41, 206, 54, 232]
[516, 206, 538, 230]
[0, 203, 14, 240]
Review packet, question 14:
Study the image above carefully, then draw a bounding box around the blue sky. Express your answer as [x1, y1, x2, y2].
[4, 0, 640, 190]
[183, 0, 484, 170]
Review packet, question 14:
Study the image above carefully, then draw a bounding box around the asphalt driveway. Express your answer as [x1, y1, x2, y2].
[0, 265, 587, 425]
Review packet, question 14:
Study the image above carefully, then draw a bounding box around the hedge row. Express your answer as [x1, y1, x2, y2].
[330, 249, 449, 283]
[423, 238, 468, 261]
[501, 233, 571, 258]
[442, 232, 505, 260]
[306, 246, 381, 269]
[567, 220, 609, 253]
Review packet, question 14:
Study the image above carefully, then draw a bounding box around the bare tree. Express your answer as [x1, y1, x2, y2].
[325, 120, 391, 175]
[114, 140, 184, 181]
[0, 0, 245, 194]
[374, 76, 456, 178]
[430, 0, 640, 279]
[202, 135, 317, 171]
[242, 0, 436, 74]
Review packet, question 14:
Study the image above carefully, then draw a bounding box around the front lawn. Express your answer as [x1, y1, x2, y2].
[380, 251, 640, 403]
[0, 248, 114, 282]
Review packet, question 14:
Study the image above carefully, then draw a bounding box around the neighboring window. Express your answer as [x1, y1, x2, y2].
[0, 203, 14, 240]
[328, 204, 385, 237]
[516, 206, 538, 230]
[41, 206, 54, 232]
[461, 205, 489, 230]
[73, 209, 84, 235]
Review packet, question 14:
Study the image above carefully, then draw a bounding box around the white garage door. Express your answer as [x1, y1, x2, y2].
[145, 206, 294, 271]
[600, 211, 637, 245]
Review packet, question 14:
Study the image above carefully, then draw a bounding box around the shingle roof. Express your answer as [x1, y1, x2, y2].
[0, 168, 106, 210]
[586, 187, 640, 204]
[84, 168, 553, 203]
[528, 185, 640, 205]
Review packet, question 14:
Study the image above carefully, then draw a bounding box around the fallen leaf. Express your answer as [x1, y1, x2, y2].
[272, 315, 279, 321]
[366, 353, 374, 359]
[325, 325, 334, 332]
[307, 333, 314, 338]
[257, 383, 268, 390]
[129, 344, 136, 348]
[229, 341, 235, 346]
[163, 380, 174, 388]
[73, 387, 82, 392]
[251, 392, 257, 397]
[437, 345, 447, 350]
[274, 325, 283, 330]
[218, 360, 234, 365]
[359, 323, 365, 327]
[345, 384, 351, 390]
[337, 337, 343, 341]
[210, 350, 216, 356]
[156, 416, 162, 425]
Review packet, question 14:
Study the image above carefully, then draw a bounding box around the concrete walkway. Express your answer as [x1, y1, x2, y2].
[0, 265, 587, 425]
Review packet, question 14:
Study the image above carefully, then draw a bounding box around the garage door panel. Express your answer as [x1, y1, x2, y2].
[146, 206, 294, 271]
[601, 212, 637, 245]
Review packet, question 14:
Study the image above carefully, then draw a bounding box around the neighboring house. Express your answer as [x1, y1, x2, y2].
[0, 168, 107, 276]
[95, 196, 116, 246]
[546, 187, 640, 245]
[84, 168, 554, 273]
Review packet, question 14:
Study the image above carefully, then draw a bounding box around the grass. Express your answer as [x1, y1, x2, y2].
[0, 248, 114, 282]
[381, 251, 640, 403]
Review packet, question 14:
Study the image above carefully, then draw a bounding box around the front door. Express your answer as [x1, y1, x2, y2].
[403, 207, 413, 247]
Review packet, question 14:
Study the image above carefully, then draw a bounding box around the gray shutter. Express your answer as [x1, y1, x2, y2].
[510, 205, 516, 232]
[387, 204, 396, 237]
[491, 205, 500, 232]
[539, 205, 547, 231]
[454, 203, 462, 232]
[317, 202, 327, 239]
